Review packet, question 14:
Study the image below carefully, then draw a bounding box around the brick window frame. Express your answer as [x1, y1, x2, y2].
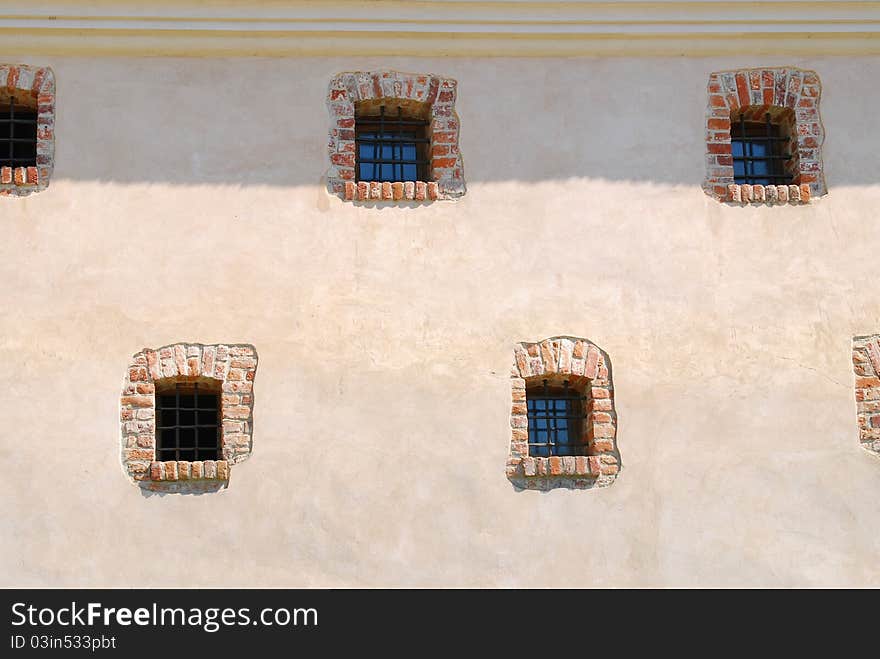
[326, 70, 465, 202]
[0, 64, 54, 197]
[703, 67, 825, 204]
[852, 335, 880, 459]
[119, 343, 258, 493]
[506, 337, 621, 491]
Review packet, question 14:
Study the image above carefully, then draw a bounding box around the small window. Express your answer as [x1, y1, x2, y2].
[326, 70, 466, 201]
[731, 111, 793, 186]
[508, 337, 620, 491]
[527, 379, 586, 457]
[156, 381, 220, 462]
[356, 105, 429, 182]
[120, 342, 259, 492]
[703, 67, 825, 202]
[0, 95, 37, 169]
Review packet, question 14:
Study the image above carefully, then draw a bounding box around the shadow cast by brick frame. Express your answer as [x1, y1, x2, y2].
[119, 342, 257, 494]
[703, 67, 826, 204]
[326, 70, 465, 202]
[0, 64, 54, 197]
[507, 337, 621, 491]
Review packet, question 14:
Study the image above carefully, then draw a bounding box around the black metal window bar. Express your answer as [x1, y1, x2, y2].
[0, 95, 37, 168]
[731, 112, 793, 185]
[355, 105, 430, 182]
[156, 382, 220, 462]
[527, 379, 587, 457]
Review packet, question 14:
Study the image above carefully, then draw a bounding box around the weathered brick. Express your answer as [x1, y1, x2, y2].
[121, 395, 152, 408]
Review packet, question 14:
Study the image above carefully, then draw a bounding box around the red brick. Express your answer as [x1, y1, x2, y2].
[6, 66, 18, 91]
[121, 395, 152, 408]
[129, 367, 147, 382]
[331, 153, 354, 168]
[415, 181, 427, 201]
[707, 118, 730, 131]
[735, 73, 750, 107]
[749, 70, 761, 90]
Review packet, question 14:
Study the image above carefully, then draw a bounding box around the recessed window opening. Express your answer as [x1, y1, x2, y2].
[156, 380, 220, 462]
[527, 379, 586, 458]
[0, 95, 37, 168]
[356, 104, 430, 182]
[731, 110, 793, 186]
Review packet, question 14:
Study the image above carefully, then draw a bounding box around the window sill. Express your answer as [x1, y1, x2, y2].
[506, 455, 619, 491]
[726, 183, 813, 204]
[0, 166, 42, 195]
[141, 460, 230, 482]
[343, 180, 440, 202]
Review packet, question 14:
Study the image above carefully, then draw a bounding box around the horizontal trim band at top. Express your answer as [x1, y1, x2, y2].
[3, 30, 880, 58]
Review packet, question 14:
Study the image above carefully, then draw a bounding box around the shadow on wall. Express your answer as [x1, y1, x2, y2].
[41, 57, 877, 188]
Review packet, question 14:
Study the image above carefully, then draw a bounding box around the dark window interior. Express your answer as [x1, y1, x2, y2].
[527, 379, 587, 457]
[731, 112, 793, 185]
[356, 105, 429, 182]
[0, 97, 37, 168]
[156, 382, 220, 462]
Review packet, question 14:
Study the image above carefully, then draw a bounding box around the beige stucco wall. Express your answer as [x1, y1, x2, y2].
[2, 55, 879, 587]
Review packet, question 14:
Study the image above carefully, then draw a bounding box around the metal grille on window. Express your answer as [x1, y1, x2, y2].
[527, 379, 587, 457]
[356, 105, 430, 182]
[0, 96, 37, 168]
[731, 112, 793, 185]
[156, 383, 220, 462]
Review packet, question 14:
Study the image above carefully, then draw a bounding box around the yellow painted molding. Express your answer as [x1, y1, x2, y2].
[1, 2, 879, 57]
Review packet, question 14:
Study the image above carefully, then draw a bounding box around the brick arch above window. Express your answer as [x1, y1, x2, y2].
[506, 337, 620, 491]
[326, 70, 465, 202]
[703, 67, 825, 204]
[0, 64, 54, 197]
[119, 343, 257, 494]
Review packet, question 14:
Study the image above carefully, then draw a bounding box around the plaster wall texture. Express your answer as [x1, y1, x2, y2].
[1, 56, 879, 587]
